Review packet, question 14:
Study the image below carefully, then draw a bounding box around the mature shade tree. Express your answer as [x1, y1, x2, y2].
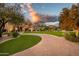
[69, 4, 79, 36]
[59, 3, 79, 37]
[59, 8, 72, 30]
[59, 4, 79, 30]
[0, 3, 24, 37]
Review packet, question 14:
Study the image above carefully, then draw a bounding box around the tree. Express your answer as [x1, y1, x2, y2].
[59, 8, 72, 30]
[0, 3, 24, 37]
[68, 4, 79, 37]
[59, 4, 79, 37]
[59, 4, 79, 31]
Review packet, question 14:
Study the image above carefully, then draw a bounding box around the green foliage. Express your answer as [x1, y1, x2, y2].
[12, 32, 19, 38]
[64, 32, 79, 42]
[0, 4, 24, 37]
[0, 3, 24, 25]
[39, 25, 48, 31]
[40, 26, 46, 31]
[2, 32, 11, 36]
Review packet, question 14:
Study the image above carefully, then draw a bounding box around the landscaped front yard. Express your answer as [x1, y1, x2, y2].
[0, 35, 41, 56]
[0, 31, 64, 56]
[25, 31, 64, 37]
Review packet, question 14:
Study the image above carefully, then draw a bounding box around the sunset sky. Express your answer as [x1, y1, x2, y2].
[22, 3, 73, 21]
[30, 3, 72, 16]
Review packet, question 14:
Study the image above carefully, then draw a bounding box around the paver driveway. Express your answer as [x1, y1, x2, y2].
[13, 34, 79, 56]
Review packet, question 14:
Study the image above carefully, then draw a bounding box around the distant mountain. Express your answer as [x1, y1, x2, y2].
[39, 14, 59, 23]
[38, 14, 59, 27]
[46, 16, 59, 22]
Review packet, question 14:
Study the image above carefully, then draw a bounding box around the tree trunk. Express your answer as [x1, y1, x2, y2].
[0, 30, 2, 38]
[75, 28, 79, 38]
[0, 33, 2, 37]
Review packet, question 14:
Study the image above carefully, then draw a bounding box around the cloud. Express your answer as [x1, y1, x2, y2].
[44, 21, 59, 27]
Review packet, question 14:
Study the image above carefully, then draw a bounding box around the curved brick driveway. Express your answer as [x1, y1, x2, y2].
[13, 34, 79, 56]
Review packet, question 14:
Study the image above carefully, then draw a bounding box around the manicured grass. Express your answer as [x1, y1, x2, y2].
[26, 31, 64, 37]
[0, 35, 41, 56]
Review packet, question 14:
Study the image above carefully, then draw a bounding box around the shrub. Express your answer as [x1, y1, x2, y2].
[12, 32, 19, 38]
[64, 32, 79, 42]
[3, 32, 11, 36]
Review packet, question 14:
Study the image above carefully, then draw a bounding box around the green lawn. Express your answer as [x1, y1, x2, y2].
[26, 31, 64, 37]
[0, 35, 41, 56]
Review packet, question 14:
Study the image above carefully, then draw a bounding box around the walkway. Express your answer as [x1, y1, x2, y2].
[13, 34, 79, 56]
